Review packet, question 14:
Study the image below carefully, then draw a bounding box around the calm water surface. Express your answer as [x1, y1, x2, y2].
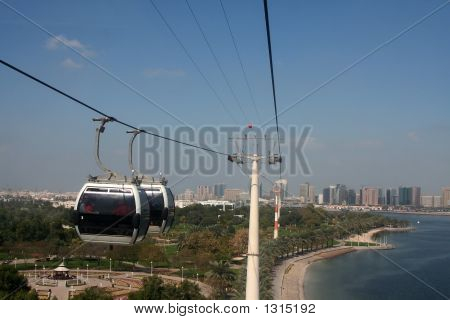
[304, 213, 450, 299]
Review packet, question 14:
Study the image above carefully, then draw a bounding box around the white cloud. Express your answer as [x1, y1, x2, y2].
[144, 68, 186, 78]
[407, 131, 419, 142]
[61, 58, 82, 69]
[46, 35, 95, 57]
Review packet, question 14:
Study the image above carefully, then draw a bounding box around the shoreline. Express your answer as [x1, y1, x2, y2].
[273, 226, 412, 300]
[381, 211, 450, 217]
[272, 246, 356, 300]
[346, 226, 414, 244]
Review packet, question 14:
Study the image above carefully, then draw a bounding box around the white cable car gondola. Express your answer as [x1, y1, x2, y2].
[74, 182, 150, 244]
[128, 130, 175, 233]
[139, 178, 175, 234]
[73, 118, 150, 245]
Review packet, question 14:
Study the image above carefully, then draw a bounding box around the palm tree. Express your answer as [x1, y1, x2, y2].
[205, 260, 236, 299]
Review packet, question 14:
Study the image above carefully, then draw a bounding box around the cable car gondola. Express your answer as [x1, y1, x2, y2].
[128, 130, 175, 234]
[74, 182, 150, 244]
[139, 179, 175, 233]
[73, 118, 151, 245]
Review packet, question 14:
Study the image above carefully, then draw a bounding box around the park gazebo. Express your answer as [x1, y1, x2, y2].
[52, 262, 71, 280]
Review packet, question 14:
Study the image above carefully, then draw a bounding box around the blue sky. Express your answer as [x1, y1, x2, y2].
[0, 0, 449, 195]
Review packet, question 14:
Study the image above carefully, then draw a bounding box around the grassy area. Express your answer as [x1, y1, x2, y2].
[172, 268, 205, 279]
[0, 252, 11, 260]
[64, 258, 140, 271]
[163, 244, 179, 256]
[136, 259, 170, 269]
[13, 262, 55, 271]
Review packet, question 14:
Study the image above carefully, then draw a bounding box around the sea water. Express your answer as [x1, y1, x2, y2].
[304, 213, 450, 299]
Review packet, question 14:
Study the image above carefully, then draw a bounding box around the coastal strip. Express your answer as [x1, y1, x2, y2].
[273, 246, 356, 300]
[346, 226, 414, 244]
[273, 226, 413, 300]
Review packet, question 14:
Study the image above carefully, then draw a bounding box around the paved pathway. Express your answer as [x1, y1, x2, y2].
[23, 269, 211, 300]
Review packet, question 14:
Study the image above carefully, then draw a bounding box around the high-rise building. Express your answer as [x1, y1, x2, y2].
[378, 188, 385, 205]
[322, 185, 346, 205]
[329, 185, 337, 205]
[239, 191, 250, 204]
[362, 187, 379, 206]
[308, 185, 316, 204]
[336, 184, 348, 205]
[299, 183, 309, 204]
[299, 183, 315, 204]
[177, 188, 194, 201]
[421, 195, 442, 208]
[196, 185, 213, 201]
[398, 186, 421, 207]
[224, 189, 241, 202]
[355, 192, 361, 205]
[434, 196, 442, 208]
[318, 193, 324, 205]
[399, 186, 412, 205]
[347, 189, 356, 205]
[411, 187, 421, 207]
[392, 191, 399, 206]
[323, 187, 330, 204]
[386, 188, 398, 206]
[420, 196, 433, 208]
[442, 187, 450, 208]
[213, 184, 226, 197]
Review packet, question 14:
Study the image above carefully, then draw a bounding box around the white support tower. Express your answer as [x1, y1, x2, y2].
[228, 148, 281, 300]
[246, 154, 261, 300]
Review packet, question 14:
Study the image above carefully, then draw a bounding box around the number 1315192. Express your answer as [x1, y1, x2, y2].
[264, 304, 315, 314]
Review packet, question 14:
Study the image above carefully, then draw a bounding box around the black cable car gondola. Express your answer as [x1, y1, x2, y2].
[73, 118, 150, 245]
[128, 130, 175, 233]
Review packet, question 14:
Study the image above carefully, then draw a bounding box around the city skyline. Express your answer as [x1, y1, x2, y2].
[2, 180, 449, 199]
[1, 0, 450, 195]
[2, 181, 450, 211]
[174, 181, 449, 204]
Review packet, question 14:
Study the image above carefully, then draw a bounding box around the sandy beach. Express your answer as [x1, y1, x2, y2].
[346, 227, 385, 243]
[273, 226, 413, 300]
[346, 226, 415, 243]
[272, 246, 355, 300]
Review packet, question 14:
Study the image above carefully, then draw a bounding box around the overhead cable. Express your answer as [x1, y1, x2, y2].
[0, 59, 228, 156]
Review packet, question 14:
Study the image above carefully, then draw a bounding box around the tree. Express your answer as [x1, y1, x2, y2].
[0, 266, 38, 300]
[72, 287, 113, 300]
[128, 276, 165, 300]
[138, 242, 167, 266]
[178, 230, 231, 267]
[230, 228, 248, 255]
[205, 260, 236, 299]
[129, 276, 204, 300]
[173, 281, 204, 300]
